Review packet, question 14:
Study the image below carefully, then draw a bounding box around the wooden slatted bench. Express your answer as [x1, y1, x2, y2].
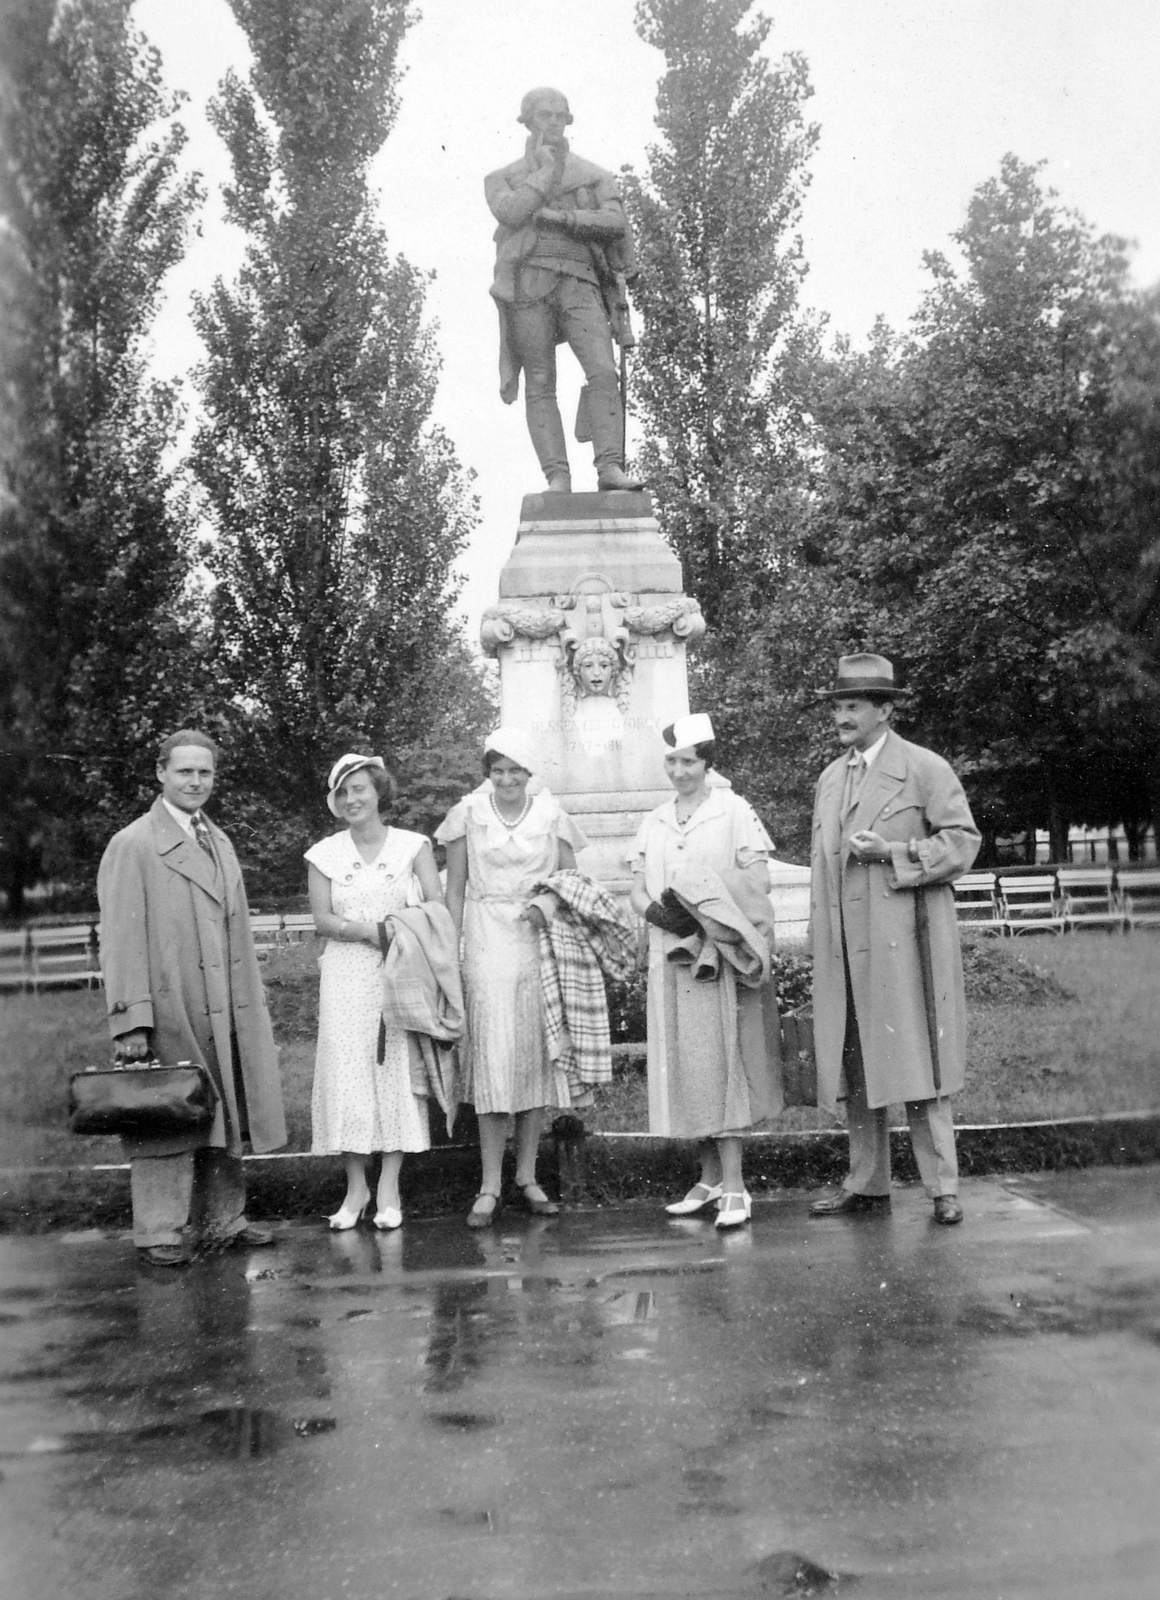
[998, 874, 1062, 936]
[1117, 867, 1160, 931]
[953, 871, 1001, 933]
[1056, 866, 1124, 933]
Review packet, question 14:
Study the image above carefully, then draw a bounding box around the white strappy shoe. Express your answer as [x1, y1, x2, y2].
[715, 1192, 752, 1230]
[326, 1196, 370, 1232]
[665, 1182, 724, 1216]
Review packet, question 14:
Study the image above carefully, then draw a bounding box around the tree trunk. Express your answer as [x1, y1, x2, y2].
[1046, 787, 1069, 864]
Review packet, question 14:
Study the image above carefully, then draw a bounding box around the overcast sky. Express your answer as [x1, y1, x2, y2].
[134, 0, 1160, 625]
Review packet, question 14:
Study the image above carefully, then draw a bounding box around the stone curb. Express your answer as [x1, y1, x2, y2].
[2, 1111, 1158, 1233]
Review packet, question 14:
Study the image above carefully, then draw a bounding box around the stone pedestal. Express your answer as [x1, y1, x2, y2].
[481, 492, 705, 892]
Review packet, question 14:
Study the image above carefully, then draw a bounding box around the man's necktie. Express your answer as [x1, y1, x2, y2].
[191, 812, 216, 861]
[842, 755, 866, 820]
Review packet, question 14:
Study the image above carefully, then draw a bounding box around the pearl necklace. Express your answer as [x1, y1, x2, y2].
[490, 792, 531, 830]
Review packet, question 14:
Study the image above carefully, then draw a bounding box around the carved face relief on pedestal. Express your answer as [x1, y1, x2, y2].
[574, 637, 618, 698]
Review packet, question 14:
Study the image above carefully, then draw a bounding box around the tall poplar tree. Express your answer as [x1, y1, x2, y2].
[0, 0, 203, 913]
[193, 0, 482, 825]
[623, 0, 818, 632]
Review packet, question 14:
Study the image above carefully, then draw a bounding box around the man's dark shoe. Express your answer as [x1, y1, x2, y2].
[229, 1223, 276, 1247]
[809, 1189, 891, 1217]
[138, 1244, 190, 1268]
[932, 1195, 964, 1226]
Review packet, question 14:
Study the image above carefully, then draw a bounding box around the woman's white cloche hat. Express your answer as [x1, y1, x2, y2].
[326, 753, 386, 817]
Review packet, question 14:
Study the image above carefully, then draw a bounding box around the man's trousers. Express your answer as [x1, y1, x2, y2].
[841, 966, 959, 1199]
[129, 1147, 247, 1249]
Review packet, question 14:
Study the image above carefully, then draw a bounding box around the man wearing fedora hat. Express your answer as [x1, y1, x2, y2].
[807, 655, 980, 1224]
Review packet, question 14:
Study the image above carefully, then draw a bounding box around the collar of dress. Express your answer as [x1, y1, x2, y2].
[659, 786, 725, 834]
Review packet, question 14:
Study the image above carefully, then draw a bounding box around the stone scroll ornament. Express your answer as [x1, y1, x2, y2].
[621, 597, 706, 643]
[479, 602, 573, 657]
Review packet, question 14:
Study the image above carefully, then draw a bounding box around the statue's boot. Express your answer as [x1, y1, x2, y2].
[526, 396, 572, 493]
[587, 378, 643, 492]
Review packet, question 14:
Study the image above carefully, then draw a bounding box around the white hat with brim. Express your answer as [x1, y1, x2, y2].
[326, 753, 386, 817]
[483, 726, 537, 774]
[664, 712, 715, 752]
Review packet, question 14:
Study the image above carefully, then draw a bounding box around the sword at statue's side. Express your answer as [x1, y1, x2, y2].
[614, 272, 635, 469]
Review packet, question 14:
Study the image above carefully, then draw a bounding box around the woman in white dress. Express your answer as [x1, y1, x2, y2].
[437, 727, 588, 1228]
[306, 753, 443, 1231]
[630, 714, 780, 1229]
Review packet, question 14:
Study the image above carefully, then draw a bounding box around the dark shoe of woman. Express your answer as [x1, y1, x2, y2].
[467, 1191, 501, 1229]
[515, 1181, 559, 1216]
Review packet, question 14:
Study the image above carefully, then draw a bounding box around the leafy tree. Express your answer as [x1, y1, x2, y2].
[0, 0, 204, 915]
[802, 157, 1160, 856]
[192, 0, 486, 840]
[622, 0, 818, 633]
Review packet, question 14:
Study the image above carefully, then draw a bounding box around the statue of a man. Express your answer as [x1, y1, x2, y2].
[486, 87, 642, 495]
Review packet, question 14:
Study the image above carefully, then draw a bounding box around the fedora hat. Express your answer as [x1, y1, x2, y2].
[815, 653, 907, 700]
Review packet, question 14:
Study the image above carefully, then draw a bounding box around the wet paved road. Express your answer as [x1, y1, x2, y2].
[2, 1170, 1160, 1600]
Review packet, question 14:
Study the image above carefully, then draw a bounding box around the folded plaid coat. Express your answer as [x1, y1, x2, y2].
[530, 869, 638, 1101]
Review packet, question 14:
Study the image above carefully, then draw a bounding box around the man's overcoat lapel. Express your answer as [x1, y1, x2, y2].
[149, 800, 224, 905]
[849, 733, 908, 836]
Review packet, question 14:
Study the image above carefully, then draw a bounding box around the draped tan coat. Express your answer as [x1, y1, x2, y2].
[97, 799, 286, 1160]
[809, 731, 980, 1113]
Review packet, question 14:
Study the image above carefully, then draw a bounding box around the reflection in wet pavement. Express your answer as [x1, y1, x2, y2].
[1, 1172, 1159, 1599]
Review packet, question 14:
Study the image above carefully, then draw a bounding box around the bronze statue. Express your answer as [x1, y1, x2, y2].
[486, 87, 642, 495]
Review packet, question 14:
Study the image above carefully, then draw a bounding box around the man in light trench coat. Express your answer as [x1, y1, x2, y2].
[807, 655, 980, 1224]
[97, 730, 287, 1265]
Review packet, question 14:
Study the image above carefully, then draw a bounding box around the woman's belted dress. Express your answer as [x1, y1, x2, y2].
[305, 828, 431, 1155]
[435, 790, 588, 1114]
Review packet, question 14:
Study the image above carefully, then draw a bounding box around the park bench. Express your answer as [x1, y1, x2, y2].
[1117, 866, 1160, 931]
[27, 922, 102, 989]
[279, 913, 317, 942]
[1056, 866, 1124, 933]
[997, 873, 1062, 936]
[953, 871, 1002, 933]
[0, 929, 31, 991]
[249, 913, 284, 946]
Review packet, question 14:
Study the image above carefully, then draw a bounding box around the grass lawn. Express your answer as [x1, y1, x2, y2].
[2, 930, 1157, 1167]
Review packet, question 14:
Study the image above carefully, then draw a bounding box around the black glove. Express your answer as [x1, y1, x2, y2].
[644, 893, 700, 937]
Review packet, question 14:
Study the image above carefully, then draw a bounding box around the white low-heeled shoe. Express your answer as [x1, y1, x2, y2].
[715, 1191, 752, 1230]
[326, 1198, 370, 1232]
[665, 1181, 724, 1216]
[373, 1206, 403, 1231]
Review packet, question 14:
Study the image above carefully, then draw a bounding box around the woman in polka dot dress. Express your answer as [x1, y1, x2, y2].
[305, 753, 444, 1231]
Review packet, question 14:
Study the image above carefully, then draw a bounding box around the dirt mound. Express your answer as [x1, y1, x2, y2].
[961, 937, 1074, 1007]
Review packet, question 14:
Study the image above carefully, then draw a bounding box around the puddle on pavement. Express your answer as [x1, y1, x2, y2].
[427, 1409, 499, 1431]
[437, 1507, 495, 1529]
[11, 1406, 337, 1460]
